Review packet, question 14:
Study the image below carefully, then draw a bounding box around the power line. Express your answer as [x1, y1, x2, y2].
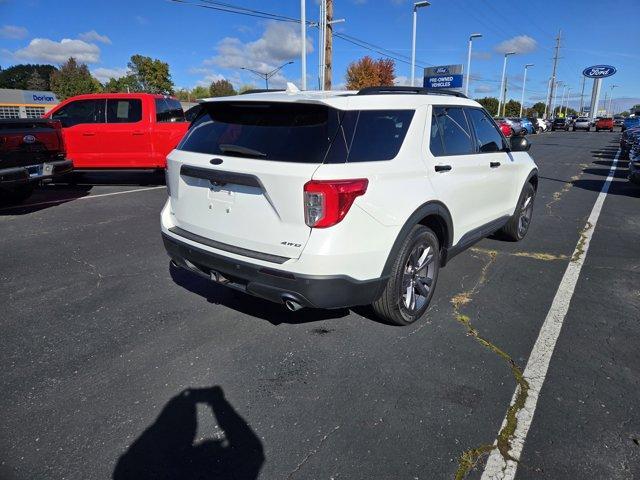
[168, 0, 431, 69]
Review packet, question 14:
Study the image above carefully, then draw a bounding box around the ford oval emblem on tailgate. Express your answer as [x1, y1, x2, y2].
[210, 158, 223, 165]
[23, 134, 36, 144]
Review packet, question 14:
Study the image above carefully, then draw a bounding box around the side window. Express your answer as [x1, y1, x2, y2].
[466, 108, 506, 153]
[155, 98, 185, 123]
[430, 107, 474, 156]
[51, 100, 105, 127]
[106, 99, 142, 123]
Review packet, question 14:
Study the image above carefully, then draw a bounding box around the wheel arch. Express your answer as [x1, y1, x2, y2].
[381, 201, 454, 276]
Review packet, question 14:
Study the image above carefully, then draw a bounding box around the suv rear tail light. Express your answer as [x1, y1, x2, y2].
[304, 179, 368, 228]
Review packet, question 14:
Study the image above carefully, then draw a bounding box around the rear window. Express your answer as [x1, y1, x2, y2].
[155, 98, 185, 123]
[178, 102, 414, 163]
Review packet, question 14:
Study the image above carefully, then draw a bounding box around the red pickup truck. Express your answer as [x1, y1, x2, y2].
[45, 93, 189, 169]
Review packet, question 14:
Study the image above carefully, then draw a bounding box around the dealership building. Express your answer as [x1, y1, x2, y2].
[0, 88, 60, 119]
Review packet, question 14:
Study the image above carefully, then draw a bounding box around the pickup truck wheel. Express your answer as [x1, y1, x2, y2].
[1, 184, 35, 204]
[500, 182, 536, 242]
[372, 225, 440, 326]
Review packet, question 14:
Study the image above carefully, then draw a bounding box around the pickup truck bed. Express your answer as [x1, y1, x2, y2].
[0, 119, 73, 203]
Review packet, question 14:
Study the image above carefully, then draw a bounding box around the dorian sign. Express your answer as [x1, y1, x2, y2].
[582, 65, 616, 79]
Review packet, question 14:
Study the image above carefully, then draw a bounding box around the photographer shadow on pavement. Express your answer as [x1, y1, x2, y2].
[113, 386, 264, 480]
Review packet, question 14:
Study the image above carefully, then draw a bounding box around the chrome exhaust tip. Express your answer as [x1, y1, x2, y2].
[283, 298, 303, 312]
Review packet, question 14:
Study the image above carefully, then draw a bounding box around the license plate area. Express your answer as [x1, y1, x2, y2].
[26, 164, 44, 178]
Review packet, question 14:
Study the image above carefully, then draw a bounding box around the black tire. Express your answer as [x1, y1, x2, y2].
[372, 225, 440, 326]
[500, 182, 536, 242]
[1, 183, 35, 205]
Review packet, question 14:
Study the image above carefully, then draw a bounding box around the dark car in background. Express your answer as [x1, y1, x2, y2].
[551, 117, 568, 131]
[621, 126, 640, 159]
[0, 118, 73, 204]
[623, 117, 640, 131]
[614, 116, 625, 128]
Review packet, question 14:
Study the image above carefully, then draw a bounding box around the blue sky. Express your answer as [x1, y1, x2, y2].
[1, 0, 639, 111]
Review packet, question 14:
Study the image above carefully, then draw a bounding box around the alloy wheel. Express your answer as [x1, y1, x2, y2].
[401, 243, 436, 312]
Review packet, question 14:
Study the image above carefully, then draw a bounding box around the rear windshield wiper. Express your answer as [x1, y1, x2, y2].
[219, 144, 266, 158]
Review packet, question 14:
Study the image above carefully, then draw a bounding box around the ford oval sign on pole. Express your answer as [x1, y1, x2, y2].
[583, 65, 616, 122]
[582, 65, 617, 78]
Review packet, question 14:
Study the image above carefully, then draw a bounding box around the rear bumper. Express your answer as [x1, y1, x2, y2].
[162, 233, 387, 309]
[0, 159, 73, 184]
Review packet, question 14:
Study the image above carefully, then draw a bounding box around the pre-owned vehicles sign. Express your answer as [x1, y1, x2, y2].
[582, 65, 616, 78]
[423, 64, 463, 89]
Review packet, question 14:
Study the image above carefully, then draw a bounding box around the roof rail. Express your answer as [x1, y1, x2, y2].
[239, 88, 286, 95]
[356, 86, 468, 98]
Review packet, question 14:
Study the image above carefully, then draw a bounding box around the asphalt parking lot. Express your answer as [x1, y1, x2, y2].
[1, 131, 639, 480]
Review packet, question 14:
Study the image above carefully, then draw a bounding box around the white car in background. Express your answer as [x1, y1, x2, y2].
[161, 86, 539, 325]
[574, 117, 591, 131]
[536, 118, 548, 132]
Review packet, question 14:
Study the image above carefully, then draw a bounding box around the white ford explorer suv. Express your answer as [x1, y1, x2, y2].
[161, 86, 538, 325]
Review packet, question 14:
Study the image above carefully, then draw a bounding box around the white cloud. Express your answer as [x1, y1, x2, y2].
[202, 22, 312, 88]
[394, 75, 410, 86]
[78, 30, 112, 45]
[92, 67, 128, 83]
[12, 38, 101, 63]
[474, 84, 495, 94]
[0, 25, 28, 39]
[472, 50, 492, 60]
[495, 35, 537, 55]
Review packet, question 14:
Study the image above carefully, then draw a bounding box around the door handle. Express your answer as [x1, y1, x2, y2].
[132, 131, 144, 136]
[490, 162, 501, 168]
[434, 165, 452, 172]
[82, 132, 95, 136]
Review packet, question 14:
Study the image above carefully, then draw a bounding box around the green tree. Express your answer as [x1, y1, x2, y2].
[631, 104, 640, 115]
[209, 79, 236, 97]
[103, 74, 139, 93]
[26, 70, 48, 90]
[475, 97, 499, 116]
[528, 102, 546, 118]
[503, 99, 522, 117]
[238, 84, 256, 94]
[190, 86, 210, 99]
[127, 54, 174, 94]
[49, 57, 101, 100]
[0, 64, 57, 90]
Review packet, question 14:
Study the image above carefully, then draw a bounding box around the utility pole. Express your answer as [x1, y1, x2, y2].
[546, 30, 561, 119]
[324, 0, 333, 90]
[497, 51, 515, 117]
[579, 75, 586, 114]
[519, 63, 534, 117]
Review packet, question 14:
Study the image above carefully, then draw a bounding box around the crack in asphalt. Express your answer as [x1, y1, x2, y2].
[470, 247, 568, 262]
[545, 163, 589, 214]
[451, 249, 530, 480]
[571, 221, 593, 263]
[286, 425, 340, 479]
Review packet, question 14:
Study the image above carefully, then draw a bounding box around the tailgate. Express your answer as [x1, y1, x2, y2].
[169, 151, 316, 260]
[167, 100, 341, 261]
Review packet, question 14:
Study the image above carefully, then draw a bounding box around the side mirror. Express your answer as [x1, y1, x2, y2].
[510, 136, 531, 152]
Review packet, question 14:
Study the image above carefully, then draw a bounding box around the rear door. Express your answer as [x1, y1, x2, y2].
[168, 101, 340, 259]
[100, 98, 151, 167]
[426, 106, 498, 238]
[50, 99, 105, 168]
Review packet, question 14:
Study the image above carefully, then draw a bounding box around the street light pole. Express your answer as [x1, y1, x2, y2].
[519, 63, 534, 117]
[241, 61, 294, 89]
[464, 33, 482, 96]
[608, 84, 618, 116]
[497, 51, 515, 117]
[301, 0, 306, 90]
[563, 87, 571, 116]
[410, 1, 430, 87]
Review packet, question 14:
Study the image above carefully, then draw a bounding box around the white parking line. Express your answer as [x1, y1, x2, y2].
[481, 149, 621, 479]
[0, 186, 165, 211]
